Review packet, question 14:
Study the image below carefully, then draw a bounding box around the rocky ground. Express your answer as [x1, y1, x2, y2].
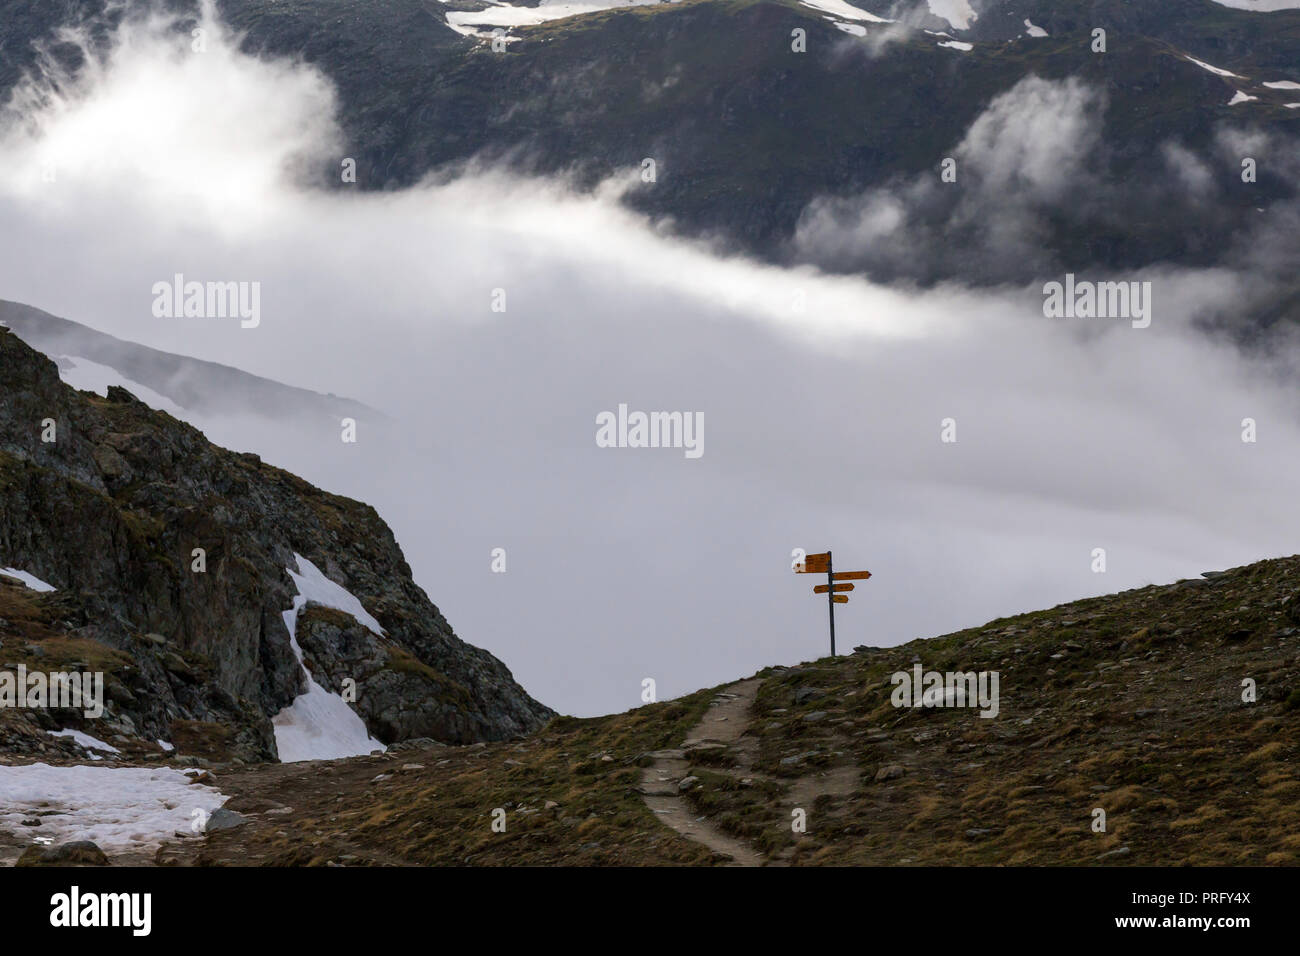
[9, 551, 1297, 867]
[0, 325, 552, 761]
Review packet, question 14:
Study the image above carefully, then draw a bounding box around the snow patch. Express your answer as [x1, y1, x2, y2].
[1206, 0, 1300, 10]
[1184, 55, 1243, 79]
[271, 553, 387, 763]
[0, 763, 225, 853]
[927, 0, 976, 30]
[49, 728, 121, 753]
[157, 739, 175, 752]
[1263, 80, 1300, 90]
[55, 355, 186, 416]
[832, 20, 868, 36]
[800, 0, 892, 22]
[445, 0, 662, 37]
[0, 568, 56, 592]
[1024, 19, 1048, 37]
[938, 40, 973, 51]
[1229, 90, 1258, 104]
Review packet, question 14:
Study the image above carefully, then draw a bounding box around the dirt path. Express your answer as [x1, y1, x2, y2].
[639, 678, 765, 867]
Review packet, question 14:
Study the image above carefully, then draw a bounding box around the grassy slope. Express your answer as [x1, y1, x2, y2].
[183, 552, 1300, 866]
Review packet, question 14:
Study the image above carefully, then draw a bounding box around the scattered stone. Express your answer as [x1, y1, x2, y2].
[17, 840, 110, 866]
[1097, 846, 1131, 859]
[204, 808, 249, 833]
[647, 749, 685, 760]
[678, 776, 700, 791]
[387, 738, 445, 752]
[683, 741, 726, 753]
[874, 764, 906, 782]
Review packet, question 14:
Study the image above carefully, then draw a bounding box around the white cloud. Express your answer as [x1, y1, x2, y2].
[1, 3, 1298, 718]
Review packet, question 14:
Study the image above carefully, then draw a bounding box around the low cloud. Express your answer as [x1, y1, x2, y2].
[1, 3, 1298, 716]
[792, 75, 1107, 280]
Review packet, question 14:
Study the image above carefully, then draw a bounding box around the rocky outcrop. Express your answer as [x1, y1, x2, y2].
[0, 326, 553, 760]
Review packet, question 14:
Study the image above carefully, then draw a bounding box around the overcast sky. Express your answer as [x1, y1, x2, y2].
[1, 2, 1298, 716]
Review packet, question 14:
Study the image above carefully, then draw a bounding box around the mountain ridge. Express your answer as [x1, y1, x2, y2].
[0, 324, 553, 764]
[0, 299, 386, 422]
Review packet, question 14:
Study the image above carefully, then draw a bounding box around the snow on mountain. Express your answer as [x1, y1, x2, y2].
[48, 728, 121, 754]
[444, 0, 662, 37]
[271, 554, 388, 763]
[55, 355, 187, 417]
[1207, 0, 1300, 10]
[0, 568, 56, 592]
[799, 0, 892, 23]
[1184, 55, 1245, 78]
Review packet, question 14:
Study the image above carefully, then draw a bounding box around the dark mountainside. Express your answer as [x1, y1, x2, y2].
[0, 299, 384, 422]
[0, 326, 553, 762]
[1, 0, 1297, 305]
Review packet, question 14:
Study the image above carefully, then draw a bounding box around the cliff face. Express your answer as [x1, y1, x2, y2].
[0, 325, 552, 761]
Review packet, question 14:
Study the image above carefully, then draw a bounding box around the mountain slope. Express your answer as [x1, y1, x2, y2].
[0, 325, 552, 762]
[3, 0, 1297, 295]
[0, 300, 383, 422]
[167, 551, 1300, 866]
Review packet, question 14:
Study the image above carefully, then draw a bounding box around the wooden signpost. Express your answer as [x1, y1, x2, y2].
[794, 551, 871, 655]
